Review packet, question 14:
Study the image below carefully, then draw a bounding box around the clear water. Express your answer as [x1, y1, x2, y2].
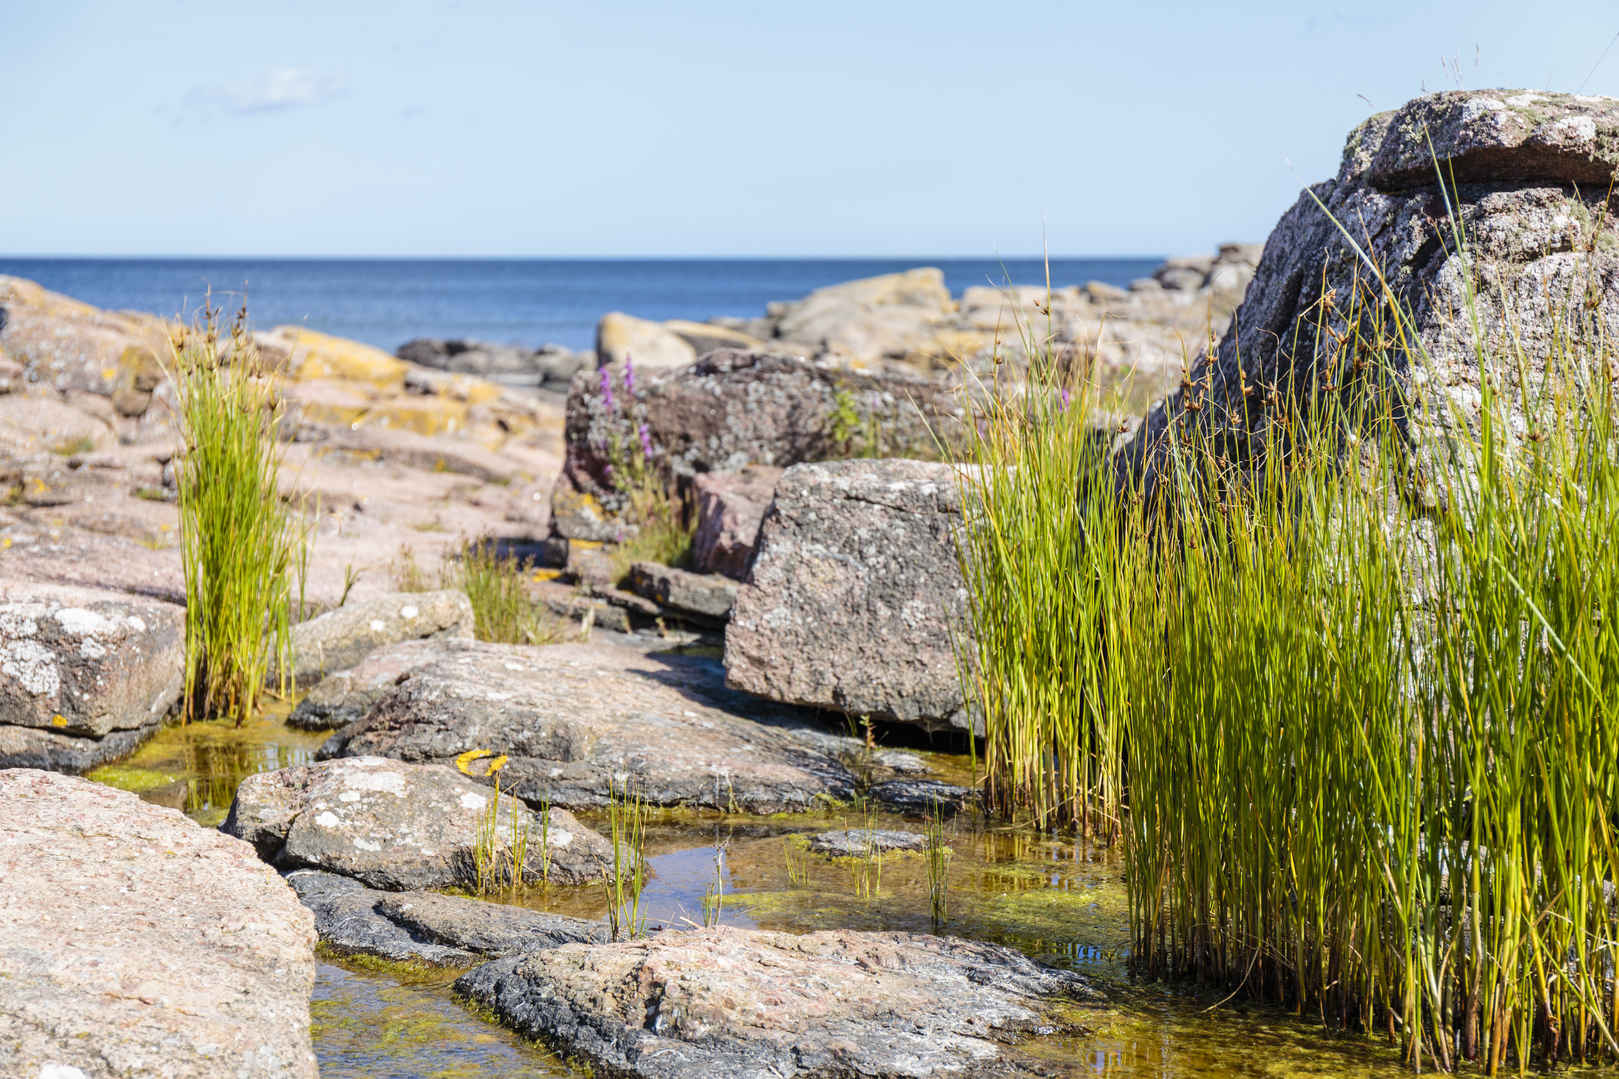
[0, 256, 1162, 352]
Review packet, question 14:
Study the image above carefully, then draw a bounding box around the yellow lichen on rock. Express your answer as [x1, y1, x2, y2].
[260, 326, 410, 388]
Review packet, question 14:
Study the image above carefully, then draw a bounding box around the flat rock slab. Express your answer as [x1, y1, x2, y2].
[223, 756, 614, 890]
[287, 636, 487, 731]
[0, 769, 317, 1079]
[725, 459, 973, 733]
[806, 828, 928, 857]
[868, 778, 977, 818]
[286, 869, 603, 967]
[625, 561, 739, 623]
[275, 588, 474, 688]
[456, 926, 1097, 1079]
[0, 582, 182, 771]
[319, 639, 859, 813]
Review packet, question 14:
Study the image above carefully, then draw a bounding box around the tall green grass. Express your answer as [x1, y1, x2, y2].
[173, 310, 301, 724]
[955, 224, 1619, 1069]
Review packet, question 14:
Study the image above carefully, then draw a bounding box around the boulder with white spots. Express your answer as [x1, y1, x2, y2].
[222, 756, 615, 890]
[273, 589, 475, 689]
[0, 582, 183, 772]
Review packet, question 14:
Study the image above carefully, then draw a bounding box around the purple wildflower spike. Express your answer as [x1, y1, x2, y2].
[599, 366, 615, 412]
[639, 422, 654, 460]
[623, 355, 635, 398]
[1060, 387, 1071, 411]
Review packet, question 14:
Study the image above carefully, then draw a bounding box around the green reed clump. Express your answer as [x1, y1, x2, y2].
[173, 308, 302, 724]
[443, 539, 568, 645]
[926, 804, 951, 930]
[959, 208, 1618, 1069]
[952, 285, 1129, 838]
[602, 778, 648, 941]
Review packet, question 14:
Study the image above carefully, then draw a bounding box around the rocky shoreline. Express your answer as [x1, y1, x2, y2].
[3, 87, 1616, 1079]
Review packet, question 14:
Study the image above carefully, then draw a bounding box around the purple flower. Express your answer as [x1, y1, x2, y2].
[638, 422, 654, 460]
[599, 367, 616, 412]
[1060, 387, 1071, 411]
[623, 355, 636, 398]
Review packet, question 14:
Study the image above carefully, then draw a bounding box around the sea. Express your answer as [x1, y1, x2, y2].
[0, 257, 1161, 354]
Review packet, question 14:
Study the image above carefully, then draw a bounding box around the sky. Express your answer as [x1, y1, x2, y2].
[3, 1, 1617, 257]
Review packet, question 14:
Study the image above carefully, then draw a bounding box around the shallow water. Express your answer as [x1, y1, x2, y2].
[88, 710, 1604, 1078]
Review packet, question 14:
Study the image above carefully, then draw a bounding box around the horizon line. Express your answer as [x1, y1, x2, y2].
[0, 252, 1170, 262]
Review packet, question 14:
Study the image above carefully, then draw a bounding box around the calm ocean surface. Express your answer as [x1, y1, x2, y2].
[0, 258, 1160, 353]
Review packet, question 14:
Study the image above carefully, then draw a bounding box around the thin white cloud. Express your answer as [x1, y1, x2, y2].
[185, 67, 346, 116]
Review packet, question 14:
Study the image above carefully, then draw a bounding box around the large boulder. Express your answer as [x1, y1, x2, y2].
[595, 311, 697, 371]
[0, 583, 183, 771]
[691, 465, 782, 579]
[222, 756, 614, 890]
[725, 460, 972, 733]
[317, 638, 861, 813]
[0, 769, 317, 1078]
[456, 926, 1096, 1079]
[274, 588, 475, 689]
[551, 349, 963, 542]
[286, 869, 603, 966]
[1122, 90, 1619, 494]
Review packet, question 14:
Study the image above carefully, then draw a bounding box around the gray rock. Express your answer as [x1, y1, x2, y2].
[287, 636, 486, 731]
[222, 756, 614, 890]
[318, 638, 858, 813]
[0, 583, 181, 770]
[725, 459, 973, 733]
[1124, 90, 1619, 503]
[550, 349, 964, 542]
[285, 869, 602, 966]
[275, 589, 474, 689]
[807, 828, 928, 856]
[455, 926, 1096, 1079]
[625, 561, 738, 623]
[868, 778, 977, 818]
[691, 465, 782, 579]
[0, 769, 318, 1079]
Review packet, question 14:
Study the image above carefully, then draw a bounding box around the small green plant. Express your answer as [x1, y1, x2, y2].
[49, 434, 95, 457]
[443, 538, 568, 645]
[783, 835, 811, 887]
[391, 544, 434, 593]
[700, 839, 728, 928]
[602, 778, 647, 941]
[466, 752, 528, 894]
[594, 358, 695, 578]
[828, 382, 882, 457]
[172, 306, 303, 724]
[925, 805, 950, 930]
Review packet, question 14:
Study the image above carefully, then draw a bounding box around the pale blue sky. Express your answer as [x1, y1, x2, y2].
[5, 1, 1616, 256]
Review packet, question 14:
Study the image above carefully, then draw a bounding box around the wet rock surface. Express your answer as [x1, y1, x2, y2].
[223, 756, 614, 889]
[319, 638, 862, 812]
[276, 588, 475, 689]
[286, 869, 603, 966]
[725, 459, 972, 733]
[0, 582, 182, 770]
[868, 777, 978, 818]
[1124, 90, 1619, 495]
[807, 828, 928, 856]
[0, 769, 317, 1079]
[550, 349, 962, 541]
[456, 926, 1097, 1079]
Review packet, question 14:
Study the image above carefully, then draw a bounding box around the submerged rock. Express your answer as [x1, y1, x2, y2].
[725, 459, 973, 733]
[0, 582, 182, 771]
[222, 756, 614, 890]
[0, 769, 317, 1078]
[318, 638, 858, 813]
[456, 926, 1097, 1079]
[806, 828, 927, 856]
[274, 588, 474, 689]
[867, 777, 977, 818]
[286, 869, 603, 966]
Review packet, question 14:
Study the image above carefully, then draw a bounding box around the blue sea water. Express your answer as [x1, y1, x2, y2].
[0, 257, 1161, 354]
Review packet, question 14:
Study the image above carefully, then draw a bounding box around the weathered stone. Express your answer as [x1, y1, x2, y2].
[287, 637, 486, 731]
[596, 311, 697, 370]
[661, 318, 771, 357]
[552, 349, 962, 541]
[807, 828, 927, 856]
[691, 465, 782, 579]
[285, 869, 603, 966]
[868, 778, 977, 818]
[725, 459, 972, 733]
[222, 756, 614, 889]
[0, 770, 317, 1079]
[274, 589, 474, 688]
[0, 583, 182, 770]
[456, 926, 1096, 1079]
[318, 638, 858, 812]
[1123, 90, 1619, 502]
[625, 561, 738, 623]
